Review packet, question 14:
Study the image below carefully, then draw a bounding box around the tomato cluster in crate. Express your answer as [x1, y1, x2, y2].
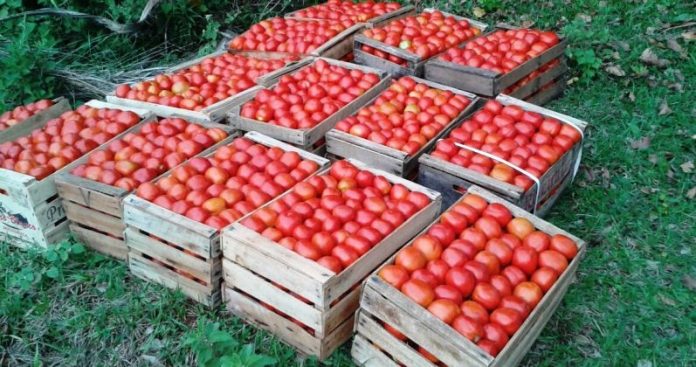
[504, 58, 562, 95]
[114, 53, 296, 111]
[70, 118, 228, 191]
[0, 99, 55, 131]
[240, 59, 381, 129]
[432, 99, 582, 190]
[291, 0, 402, 23]
[360, 11, 481, 64]
[229, 18, 350, 54]
[134, 136, 321, 230]
[334, 76, 472, 155]
[240, 160, 432, 273]
[0, 106, 141, 179]
[380, 192, 579, 358]
[439, 29, 560, 74]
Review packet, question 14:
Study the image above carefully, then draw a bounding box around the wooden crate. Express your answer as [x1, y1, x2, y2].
[54, 120, 236, 260]
[353, 9, 488, 77]
[123, 131, 330, 306]
[105, 51, 302, 124]
[0, 101, 154, 248]
[221, 158, 442, 360]
[351, 185, 587, 367]
[285, 4, 416, 29]
[0, 97, 71, 144]
[522, 76, 566, 107]
[326, 76, 482, 177]
[424, 24, 567, 97]
[418, 94, 587, 215]
[507, 58, 567, 104]
[228, 57, 391, 148]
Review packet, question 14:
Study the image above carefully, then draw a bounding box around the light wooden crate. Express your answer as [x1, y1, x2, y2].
[105, 51, 303, 124]
[417, 94, 587, 215]
[507, 58, 568, 105]
[0, 101, 154, 248]
[0, 97, 71, 144]
[353, 9, 488, 77]
[285, 4, 416, 29]
[424, 24, 567, 97]
[326, 76, 482, 177]
[123, 131, 330, 306]
[221, 158, 442, 360]
[54, 120, 235, 260]
[227, 57, 391, 148]
[351, 185, 587, 367]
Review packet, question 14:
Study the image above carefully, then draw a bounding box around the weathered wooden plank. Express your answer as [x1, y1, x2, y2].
[55, 174, 126, 217]
[351, 334, 401, 367]
[63, 201, 124, 238]
[70, 223, 127, 260]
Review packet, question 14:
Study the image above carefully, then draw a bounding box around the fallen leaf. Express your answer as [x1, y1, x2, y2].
[637, 360, 653, 367]
[627, 91, 636, 102]
[140, 355, 164, 367]
[648, 154, 658, 164]
[683, 30, 696, 41]
[680, 160, 694, 173]
[576, 14, 592, 23]
[611, 40, 631, 51]
[520, 20, 535, 28]
[666, 38, 686, 57]
[658, 293, 676, 306]
[687, 187, 696, 199]
[667, 169, 674, 179]
[646, 27, 656, 35]
[605, 64, 626, 77]
[640, 48, 670, 67]
[630, 137, 651, 150]
[683, 275, 696, 292]
[566, 76, 579, 85]
[659, 98, 672, 115]
[472, 7, 486, 18]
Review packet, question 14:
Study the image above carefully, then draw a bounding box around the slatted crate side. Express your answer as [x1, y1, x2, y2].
[353, 9, 488, 77]
[228, 57, 392, 147]
[507, 58, 567, 102]
[424, 24, 567, 97]
[0, 97, 71, 144]
[222, 286, 356, 359]
[523, 77, 566, 107]
[106, 51, 303, 124]
[326, 77, 483, 176]
[418, 94, 587, 213]
[355, 185, 587, 367]
[54, 119, 235, 260]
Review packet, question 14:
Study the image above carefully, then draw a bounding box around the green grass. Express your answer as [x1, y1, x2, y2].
[1, 0, 695, 366]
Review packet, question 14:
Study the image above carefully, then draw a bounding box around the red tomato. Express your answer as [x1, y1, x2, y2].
[490, 307, 522, 336]
[550, 234, 578, 260]
[512, 246, 538, 275]
[427, 299, 461, 324]
[401, 279, 435, 307]
[513, 281, 543, 308]
[453, 316, 484, 343]
[460, 300, 489, 325]
[472, 283, 502, 310]
[395, 246, 427, 272]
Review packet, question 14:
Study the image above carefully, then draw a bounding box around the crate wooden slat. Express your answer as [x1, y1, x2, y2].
[424, 24, 567, 97]
[507, 58, 567, 103]
[105, 51, 302, 124]
[0, 101, 154, 248]
[228, 57, 391, 147]
[0, 97, 71, 144]
[354, 9, 488, 77]
[326, 76, 482, 177]
[417, 94, 587, 214]
[221, 158, 442, 360]
[352, 185, 587, 367]
[522, 77, 566, 107]
[55, 119, 235, 260]
[122, 131, 330, 306]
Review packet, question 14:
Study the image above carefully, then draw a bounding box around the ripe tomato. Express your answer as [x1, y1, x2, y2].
[499, 295, 531, 318]
[475, 216, 503, 239]
[490, 307, 522, 336]
[464, 260, 491, 283]
[411, 269, 439, 289]
[401, 279, 435, 307]
[383, 323, 406, 341]
[412, 235, 443, 261]
[482, 203, 512, 226]
[472, 283, 502, 310]
[523, 231, 551, 252]
[512, 246, 538, 275]
[445, 267, 476, 296]
[427, 299, 461, 324]
[426, 259, 450, 282]
[441, 247, 468, 268]
[460, 300, 489, 325]
[474, 251, 501, 275]
[462, 194, 488, 213]
[490, 275, 513, 297]
[453, 316, 484, 342]
[531, 267, 558, 292]
[485, 239, 513, 265]
[434, 285, 463, 304]
[477, 339, 500, 357]
[549, 234, 578, 260]
[482, 323, 509, 350]
[395, 246, 427, 272]
[538, 250, 568, 274]
[506, 217, 535, 240]
[513, 281, 543, 308]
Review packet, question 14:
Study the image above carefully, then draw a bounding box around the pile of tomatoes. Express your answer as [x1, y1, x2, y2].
[71, 118, 228, 191]
[334, 76, 472, 155]
[115, 53, 295, 111]
[0, 106, 141, 180]
[380, 193, 578, 358]
[360, 11, 481, 65]
[503, 58, 562, 95]
[292, 0, 401, 23]
[440, 29, 560, 74]
[135, 137, 321, 230]
[240, 59, 381, 129]
[229, 18, 349, 54]
[0, 99, 55, 131]
[242, 160, 431, 273]
[431, 100, 581, 189]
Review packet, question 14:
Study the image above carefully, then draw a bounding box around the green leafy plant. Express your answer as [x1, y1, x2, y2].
[8, 241, 85, 290]
[184, 321, 276, 367]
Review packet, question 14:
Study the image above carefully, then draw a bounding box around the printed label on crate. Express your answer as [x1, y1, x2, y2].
[0, 202, 37, 231]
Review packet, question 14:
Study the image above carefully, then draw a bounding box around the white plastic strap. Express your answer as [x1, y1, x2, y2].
[454, 142, 543, 215]
[563, 120, 585, 183]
